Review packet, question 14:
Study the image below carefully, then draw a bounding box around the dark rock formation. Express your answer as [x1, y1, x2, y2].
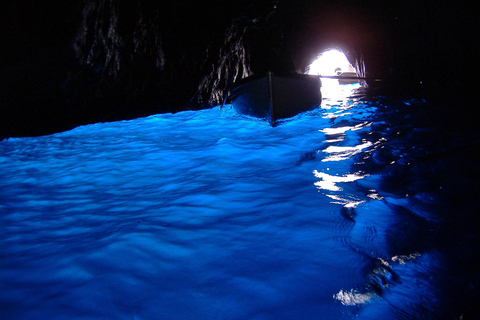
[1, 0, 478, 138]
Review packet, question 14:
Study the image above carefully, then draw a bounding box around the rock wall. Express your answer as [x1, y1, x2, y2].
[1, 0, 478, 138]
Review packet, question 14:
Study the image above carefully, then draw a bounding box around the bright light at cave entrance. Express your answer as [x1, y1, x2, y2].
[306, 49, 360, 99]
[307, 49, 355, 76]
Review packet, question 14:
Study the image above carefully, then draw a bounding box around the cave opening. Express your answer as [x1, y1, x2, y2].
[305, 48, 361, 98]
[306, 49, 356, 77]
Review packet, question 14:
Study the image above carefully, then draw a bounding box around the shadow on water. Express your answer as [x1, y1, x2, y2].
[272, 81, 480, 318]
[341, 84, 480, 319]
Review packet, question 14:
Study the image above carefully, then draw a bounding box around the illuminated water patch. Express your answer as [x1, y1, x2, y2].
[0, 91, 461, 319]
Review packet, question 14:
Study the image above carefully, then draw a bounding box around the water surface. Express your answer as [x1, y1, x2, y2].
[1, 84, 478, 319]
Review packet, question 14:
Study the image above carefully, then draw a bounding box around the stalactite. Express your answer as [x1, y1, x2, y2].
[74, 0, 122, 77]
[74, 0, 165, 79]
[191, 2, 279, 108]
[133, 12, 165, 70]
[192, 18, 253, 107]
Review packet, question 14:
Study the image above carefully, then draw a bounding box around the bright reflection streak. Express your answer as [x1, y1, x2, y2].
[313, 170, 367, 191]
[325, 194, 365, 208]
[320, 126, 351, 135]
[322, 111, 353, 118]
[334, 289, 377, 306]
[320, 122, 371, 135]
[392, 253, 421, 264]
[323, 82, 361, 100]
[324, 142, 373, 153]
[322, 141, 373, 162]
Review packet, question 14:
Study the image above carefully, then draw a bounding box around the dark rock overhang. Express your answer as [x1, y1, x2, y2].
[1, 0, 478, 138]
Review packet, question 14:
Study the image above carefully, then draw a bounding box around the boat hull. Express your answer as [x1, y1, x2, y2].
[230, 72, 322, 126]
[337, 72, 360, 84]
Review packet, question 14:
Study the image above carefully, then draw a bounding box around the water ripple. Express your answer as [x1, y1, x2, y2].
[0, 90, 468, 319]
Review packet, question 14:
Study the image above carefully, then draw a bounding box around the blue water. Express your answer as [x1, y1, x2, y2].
[1, 85, 478, 319]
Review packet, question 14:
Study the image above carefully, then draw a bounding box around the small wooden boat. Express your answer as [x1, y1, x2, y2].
[228, 72, 322, 126]
[337, 71, 360, 84]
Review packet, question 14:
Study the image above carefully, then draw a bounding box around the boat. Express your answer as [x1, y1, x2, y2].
[227, 72, 322, 126]
[334, 65, 359, 84]
[336, 71, 360, 84]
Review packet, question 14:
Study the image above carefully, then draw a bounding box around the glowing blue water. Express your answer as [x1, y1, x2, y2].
[0, 87, 475, 319]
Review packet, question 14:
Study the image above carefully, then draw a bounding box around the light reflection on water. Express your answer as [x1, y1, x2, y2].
[0, 83, 468, 319]
[313, 170, 367, 192]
